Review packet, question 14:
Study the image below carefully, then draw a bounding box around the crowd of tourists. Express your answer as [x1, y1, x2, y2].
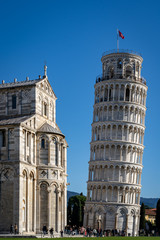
[42, 226, 64, 237]
[7, 223, 157, 237]
[64, 225, 126, 237]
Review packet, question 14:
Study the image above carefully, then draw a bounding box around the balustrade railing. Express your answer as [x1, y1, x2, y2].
[96, 74, 146, 85]
[102, 49, 142, 57]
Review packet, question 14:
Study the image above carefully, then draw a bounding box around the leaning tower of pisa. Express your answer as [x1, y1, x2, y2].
[84, 50, 147, 236]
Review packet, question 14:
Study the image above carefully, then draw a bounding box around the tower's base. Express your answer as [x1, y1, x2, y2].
[84, 202, 140, 236]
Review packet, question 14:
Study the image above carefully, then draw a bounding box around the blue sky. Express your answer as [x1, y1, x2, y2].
[0, 0, 160, 197]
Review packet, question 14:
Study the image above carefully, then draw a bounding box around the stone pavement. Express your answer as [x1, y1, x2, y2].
[0, 233, 84, 238]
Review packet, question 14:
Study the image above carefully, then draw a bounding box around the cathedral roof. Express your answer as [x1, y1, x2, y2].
[0, 79, 42, 89]
[0, 115, 31, 125]
[37, 122, 64, 136]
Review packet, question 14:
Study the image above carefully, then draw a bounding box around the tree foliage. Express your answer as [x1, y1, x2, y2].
[156, 199, 160, 232]
[140, 202, 145, 230]
[67, 193, 86, 227]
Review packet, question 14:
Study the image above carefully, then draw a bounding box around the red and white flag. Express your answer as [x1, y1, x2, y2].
[119, 30, 125, 39]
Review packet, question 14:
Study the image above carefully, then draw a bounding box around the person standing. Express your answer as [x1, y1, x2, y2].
[14, 223, 18, 234]
[60, 230, 63, 237]
[49, 228, 54, 238]
[10, 224, 14, 234]
[42, 225, 47, 236]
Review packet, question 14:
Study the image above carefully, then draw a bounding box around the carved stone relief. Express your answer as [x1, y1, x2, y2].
[1, 168, 14, 181]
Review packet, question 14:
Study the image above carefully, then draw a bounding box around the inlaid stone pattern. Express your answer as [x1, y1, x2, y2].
[84, 51, 147, 236]
[0, 67, 68, 234]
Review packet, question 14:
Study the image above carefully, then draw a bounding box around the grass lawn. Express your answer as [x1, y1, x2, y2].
[1, 238, 160, 240]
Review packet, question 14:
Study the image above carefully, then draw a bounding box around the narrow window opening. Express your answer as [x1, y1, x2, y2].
[126, 88, 130, 101]
[109, 89, 112, 101]
[126, 66, 132, 78]
[12, 95, 17, 109]
[104, 89, 108, 101]
[0, 130, 6, 147]
[27, 133, 29, 147]
[136, 62, 139, 72]
[44, 103, 47, 116]
[55, 141, 58, 165]
[41, 139, 45, 149]
[97, 94, 99, 103]
[118, 59, 122, 69]
[93, 150, 95, 160]
[109, 67, 114, 78]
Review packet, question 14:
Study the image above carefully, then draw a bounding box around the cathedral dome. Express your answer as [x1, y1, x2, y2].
[37, 122, 64, 136]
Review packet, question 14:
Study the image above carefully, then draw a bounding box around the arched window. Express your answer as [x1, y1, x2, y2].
[53, 138, 58, 165]
[27, 133, 29, 147]
[135, 193, 139, 204]
[95, 109, 98, 121]
[0, 130, 6, 147]
[117, 59, 122, 69]
[93, 148, 95, 160]
[96, 93, 99, 103]
[108, 66, 114, 79]
[133, 62, 135, 73]
[44, 103, 47, 116]
[125, 88, 130, 101]
[12, 95, 17, 109]
[104, 87, 108, 101]
[41, 139, 45, 149]
[109, 88, 112, 101]
[126, 66, 132, 78]
[136, 62, 139, 72]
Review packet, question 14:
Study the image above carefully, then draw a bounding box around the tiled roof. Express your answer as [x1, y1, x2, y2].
[0, 115, 32, 125]
[145, 209, 156, 216]
[0, 79, 42, 89]
[37, 122, 63, 136]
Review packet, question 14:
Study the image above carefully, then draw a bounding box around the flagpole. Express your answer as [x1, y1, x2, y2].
[117, 29, 119, 53]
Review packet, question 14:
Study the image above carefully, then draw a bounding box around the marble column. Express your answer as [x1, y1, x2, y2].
[33, 179, 36, 232]
[48, 189, 51, 229]
[56, 190, 59, 232]
[125, 214, 129, 235]
[26, 176, 29, 232]
[115, 213, 118, 229]
[48, 140, 51, 164]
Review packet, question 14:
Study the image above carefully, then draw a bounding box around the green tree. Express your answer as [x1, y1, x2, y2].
[67, 194, 86, 227]
[140, 202, 145, 230]
[156, 199, 160, 233]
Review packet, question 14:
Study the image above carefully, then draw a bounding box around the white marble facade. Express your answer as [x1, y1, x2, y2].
[84, 51, 147, 236]
[0, 67, 67, 234]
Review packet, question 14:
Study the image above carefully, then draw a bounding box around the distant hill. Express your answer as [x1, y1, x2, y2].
[67, 191, 159, 208]
[140, 197, 159, 208]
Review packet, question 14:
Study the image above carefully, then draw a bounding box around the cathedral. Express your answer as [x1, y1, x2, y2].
[0, 66, 68, 234]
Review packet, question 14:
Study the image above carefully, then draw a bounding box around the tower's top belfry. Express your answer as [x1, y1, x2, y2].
[96, 50, 146, 86]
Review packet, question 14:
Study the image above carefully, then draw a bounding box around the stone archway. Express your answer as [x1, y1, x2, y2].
[94, 206, 106, 231]
[40, 183, 48, 229]
[106, 207, 115, 230]
[117, 208, 127, 231]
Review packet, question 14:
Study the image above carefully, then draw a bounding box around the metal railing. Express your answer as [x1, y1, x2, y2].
[95, 74, 146, 85]
[102, 49, 142, 57]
